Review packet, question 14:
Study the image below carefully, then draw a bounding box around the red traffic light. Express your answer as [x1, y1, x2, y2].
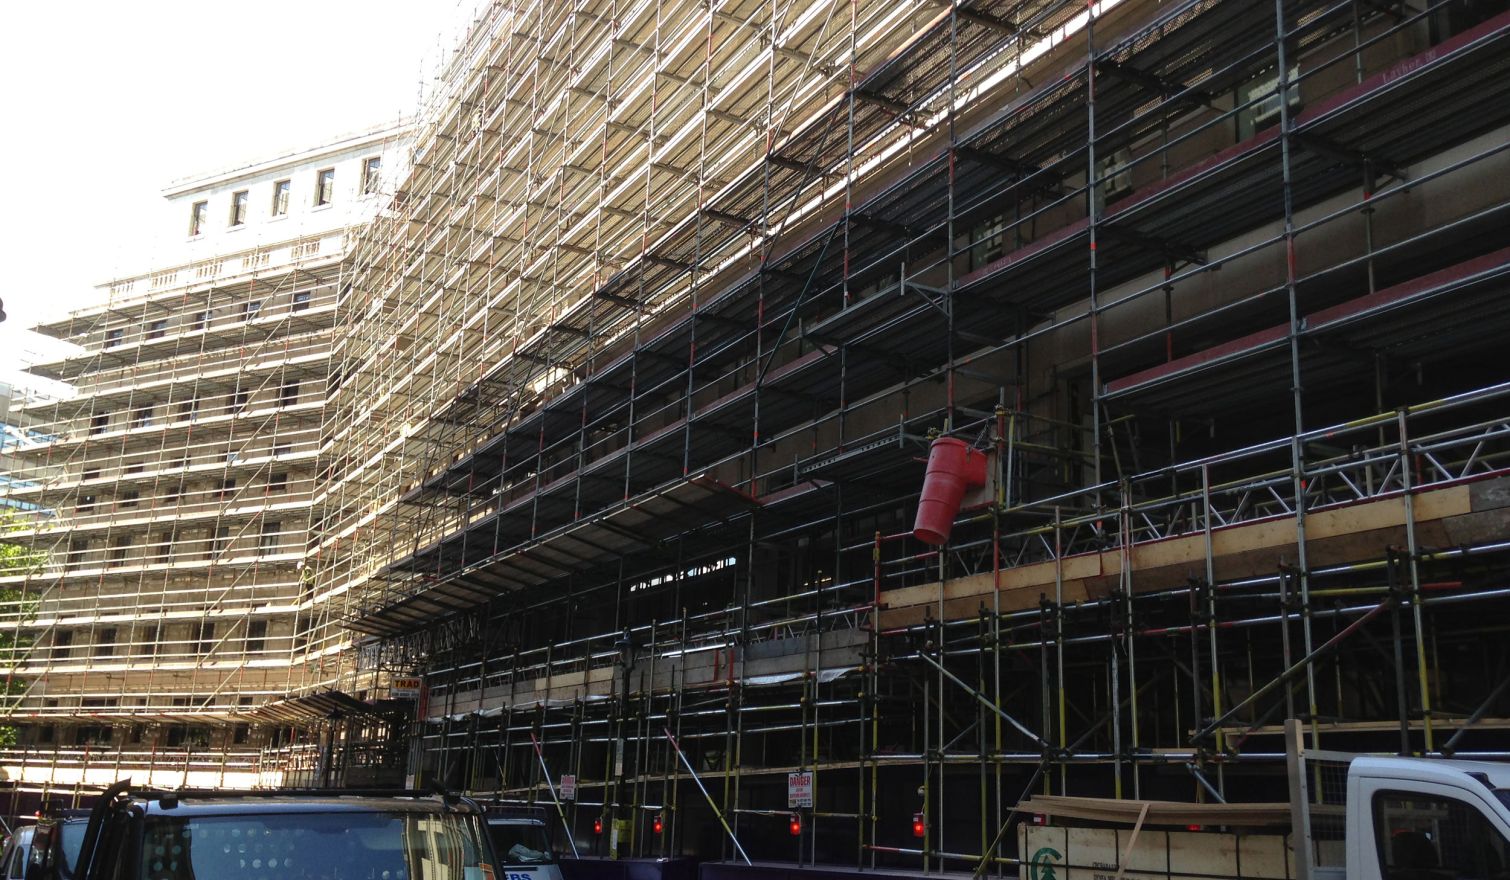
[912, 812, 926, 838]
[593, 817, 603, 835]
[788, 813, 802, 836]
[653, 814, 664, 835]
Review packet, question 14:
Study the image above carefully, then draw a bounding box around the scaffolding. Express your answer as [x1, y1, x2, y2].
[0, 123, 413, 802]
[311, 0, 1510, 868]
[0, 0, 1506, 865]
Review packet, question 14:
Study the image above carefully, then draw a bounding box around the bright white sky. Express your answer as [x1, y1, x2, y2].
[0, 1, 473, 368]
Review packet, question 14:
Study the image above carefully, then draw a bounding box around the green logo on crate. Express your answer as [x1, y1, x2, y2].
[1029, 846, 1063, 880]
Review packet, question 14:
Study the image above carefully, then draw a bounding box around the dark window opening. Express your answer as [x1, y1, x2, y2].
[245, 619, 268, 654]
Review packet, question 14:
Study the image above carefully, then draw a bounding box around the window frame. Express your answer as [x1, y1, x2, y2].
[189, 200, 209, 236]
[271, 178, 291, 216]
[362, 155, 382, 194]
[314, 167, 335, 206]
[1371, 786, 1510, 879]
[229, 189, 249, 226]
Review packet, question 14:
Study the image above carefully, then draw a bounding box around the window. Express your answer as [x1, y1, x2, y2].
[228, 389, 249, 413]
[94, 627, 117, 657]
[117, 489, 139, 509]
[131, 405, 154, 428]
[362, 156, 382, 194]
[140, 623, 160, 656]
[243, 299, 262, 319]
[125, 463, 143, 476]
[245, 619, 268, 654]
[90, 412, 110, 434]
[212, 525, 231, 558]
[104, 328, 124, 348]
[189, 200, 208, 236]
[166, 726, 211, 747]
[279, 381, 300, 406]
[108, 537, 131, 568]
[314, 168, 335, 206]
[292, 290, 312, 312]
[232, 724, 251, 744]
[189, 310, 207, 331]
[229, 189, 249, 226]
[217, 477, 237, 500]
[145, 318, 168, 340]
[1374, 790, 1510, 880]
[52, 630, 73, 659]
[259, 520, 281, 551]
[179, 395, 199, 419]
[153, 532, 173, 562]
[273, 443, 292, 458]
[82, 468, 100, 483]
[271, 179, 291, 216]
[194, 621, 216, 653]
[163, 482, 183, 504]
[78, 493, 96, 512]
[970, 214, 1009, 270]
[268, 472, 288, 492]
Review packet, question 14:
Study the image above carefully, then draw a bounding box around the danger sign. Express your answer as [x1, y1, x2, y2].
[787, 771, 813, 808]
[559, 774, 577, 801]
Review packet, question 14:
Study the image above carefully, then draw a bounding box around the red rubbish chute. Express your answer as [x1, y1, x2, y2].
[913, 437, 988, 545]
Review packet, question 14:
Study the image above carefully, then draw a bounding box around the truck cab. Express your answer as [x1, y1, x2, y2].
[1344, 756, 1510, 880]
[1018, 750, 1510, 880]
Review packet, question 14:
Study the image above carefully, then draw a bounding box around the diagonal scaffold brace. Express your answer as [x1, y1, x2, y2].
[529, 732, 582, 858]
[663, 726, 752, 865]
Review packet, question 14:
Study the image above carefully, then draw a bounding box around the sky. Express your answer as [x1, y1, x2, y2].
[0, 1, 473, 369]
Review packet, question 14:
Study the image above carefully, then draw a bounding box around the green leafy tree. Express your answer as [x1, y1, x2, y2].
[0, 511, 47, 746]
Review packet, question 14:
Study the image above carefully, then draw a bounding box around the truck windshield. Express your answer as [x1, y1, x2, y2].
[487, 823, 555, 864]
[142, 810, 494, 879]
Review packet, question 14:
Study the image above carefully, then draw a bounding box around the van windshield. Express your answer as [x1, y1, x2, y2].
[141, 810, 494, 879]
[487, 823, 555, 864]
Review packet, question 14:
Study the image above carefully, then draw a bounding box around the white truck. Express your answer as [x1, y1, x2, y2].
[1019, 723, 1510, 880]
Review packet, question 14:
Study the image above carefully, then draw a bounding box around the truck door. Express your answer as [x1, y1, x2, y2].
[1369, 787, 1510, 879]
